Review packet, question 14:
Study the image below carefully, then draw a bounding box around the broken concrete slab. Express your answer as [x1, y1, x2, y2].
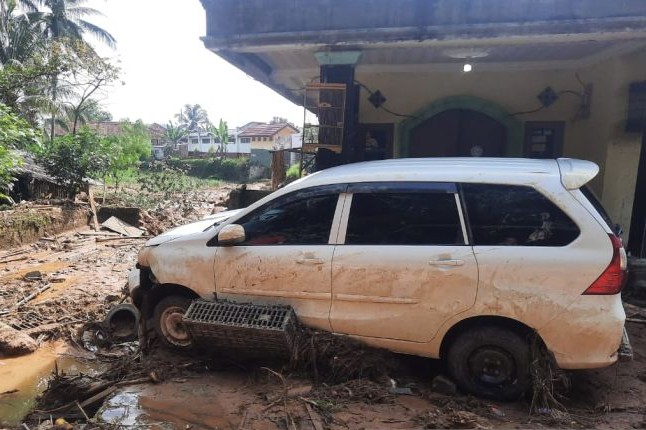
[0, 323, 37, 357]
[101, 216, 145, 237]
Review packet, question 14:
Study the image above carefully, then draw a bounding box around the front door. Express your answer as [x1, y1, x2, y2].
[214, 185, 345, 331]
[409, 109, 507, 158]
[330, 183, 478, 342]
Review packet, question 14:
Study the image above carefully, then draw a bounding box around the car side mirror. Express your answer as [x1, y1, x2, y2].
[218, 224, 246, 246]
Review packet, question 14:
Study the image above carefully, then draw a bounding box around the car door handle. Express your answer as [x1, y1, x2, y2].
[428, 259, 464, 266]
[296, 257, 325, 265]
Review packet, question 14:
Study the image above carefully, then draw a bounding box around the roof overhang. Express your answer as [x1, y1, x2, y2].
[200, 0, 646, 105]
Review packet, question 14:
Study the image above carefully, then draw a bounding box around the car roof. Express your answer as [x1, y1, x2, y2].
[283, 157, 599, 192]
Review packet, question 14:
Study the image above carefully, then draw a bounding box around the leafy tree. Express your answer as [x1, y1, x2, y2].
[164, 120, 187, 149]
[82, 99, 111, 122]
[209, 118, 228, 154]
[105, 120, 151, 189]
[0, 102, 39, 198]
[38, 126, 108, 196]
[57, 54, 119, 133]
[0, 102, 39, 150]
[270, 116, 288, 124]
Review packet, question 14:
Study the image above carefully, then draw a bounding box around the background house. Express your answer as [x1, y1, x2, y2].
[237, 123, 300, 167]
[200, 0, 646, 256]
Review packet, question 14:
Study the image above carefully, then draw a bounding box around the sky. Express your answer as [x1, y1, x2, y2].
[85, 0, 303, 128]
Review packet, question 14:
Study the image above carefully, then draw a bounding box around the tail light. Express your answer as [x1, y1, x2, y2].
[583, 234, 627, 295]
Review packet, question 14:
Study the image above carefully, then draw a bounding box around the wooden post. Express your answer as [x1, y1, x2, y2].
[271, 150, 286, 190]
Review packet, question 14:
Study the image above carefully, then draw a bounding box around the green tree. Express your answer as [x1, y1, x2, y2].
[82, 99, 111, 122]
[30, 0, 117, 141]
[35, 0, 115, 48]
[176, 104, 210, 132]
[164, 120, 187, 149]
[106, 120, 151, 189]
[209, 118, 228, 154]
[0, 102, 39, 199]
[38, 126, 108, 196]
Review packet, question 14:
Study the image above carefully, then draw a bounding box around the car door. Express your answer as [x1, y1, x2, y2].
[330, 182, 478, 342]
[214, 184, 346, 331]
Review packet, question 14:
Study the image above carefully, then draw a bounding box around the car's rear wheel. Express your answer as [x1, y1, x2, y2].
[446, 326, 531, 401]
[153, 296, 193, 349]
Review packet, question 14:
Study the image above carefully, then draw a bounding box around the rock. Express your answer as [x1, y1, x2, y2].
[24, 270, 43, 281]
[0, 322, 38, 357]
[431, 374, 458, 396]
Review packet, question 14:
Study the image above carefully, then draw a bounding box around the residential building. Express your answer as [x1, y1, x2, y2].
[238, 122, 300, 167]
[200, 0, 646, 256]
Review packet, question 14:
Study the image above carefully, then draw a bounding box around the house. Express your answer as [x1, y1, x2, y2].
[237, 123, 300, 167]
[9, 151, 68, 201]
[200, 0, 646, 256]
[179, 122, 261, 157]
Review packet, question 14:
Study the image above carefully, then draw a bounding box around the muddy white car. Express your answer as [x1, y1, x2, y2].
[129, 157, 630, 400]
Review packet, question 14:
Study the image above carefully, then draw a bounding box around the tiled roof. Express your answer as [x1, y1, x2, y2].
[238, 123, 298, 137]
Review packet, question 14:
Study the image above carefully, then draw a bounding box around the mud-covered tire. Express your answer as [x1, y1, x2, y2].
[153, 296, 193, 350]
[446, 326, 531, 401]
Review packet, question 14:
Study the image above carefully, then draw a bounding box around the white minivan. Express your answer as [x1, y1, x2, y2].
[128, 158, 630, 400]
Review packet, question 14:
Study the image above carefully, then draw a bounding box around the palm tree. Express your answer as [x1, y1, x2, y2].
[36, 0, 115, 48]
[210, 118, 228, 155]
[30, 0, 116, 141]
[176, 104, 210, 132]
[0, 2, 44, 65]
[176, 104, 210, 152]
[164, 121, 187, 150]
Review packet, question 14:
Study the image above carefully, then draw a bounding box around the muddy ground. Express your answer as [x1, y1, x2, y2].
[1, 185, 646, 429]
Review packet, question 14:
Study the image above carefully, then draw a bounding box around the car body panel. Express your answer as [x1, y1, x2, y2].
[214, 244, 335, 330]
[330, 245, 478, 342]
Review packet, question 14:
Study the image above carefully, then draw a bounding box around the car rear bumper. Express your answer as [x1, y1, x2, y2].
[537, 295, 626, 369]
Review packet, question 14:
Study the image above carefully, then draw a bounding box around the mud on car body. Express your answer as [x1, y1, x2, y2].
[128, 157, 631, 401]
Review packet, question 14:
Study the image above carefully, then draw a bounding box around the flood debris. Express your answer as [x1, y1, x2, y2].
[290, 328, 401, 384]
[0, 322, 38, 356]
[100, 216, 145, 237]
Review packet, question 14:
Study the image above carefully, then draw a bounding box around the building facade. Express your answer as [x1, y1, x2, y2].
[200, 0, 646, 256]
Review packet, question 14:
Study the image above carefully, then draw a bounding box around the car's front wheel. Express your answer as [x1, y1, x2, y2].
[446, 326, 531, 401]
[153, 296, 193, 349]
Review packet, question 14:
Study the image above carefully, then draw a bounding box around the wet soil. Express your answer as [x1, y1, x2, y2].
[1, 185, 646, 429]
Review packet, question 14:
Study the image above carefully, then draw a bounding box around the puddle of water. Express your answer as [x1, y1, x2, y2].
[99, 390, 144, 426]
[0, 343, 100, 426]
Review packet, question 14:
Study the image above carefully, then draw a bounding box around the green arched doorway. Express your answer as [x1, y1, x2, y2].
[397, 96, 523, 158]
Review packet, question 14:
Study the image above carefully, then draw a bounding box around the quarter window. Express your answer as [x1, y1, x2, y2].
[236, 191, 339, 245]
[462, 184, 580, 246]
[345, 192, 463, 245]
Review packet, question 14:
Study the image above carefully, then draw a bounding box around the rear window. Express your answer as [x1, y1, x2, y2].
[580, 186, 615, 232]
[462, 184, 580, 246]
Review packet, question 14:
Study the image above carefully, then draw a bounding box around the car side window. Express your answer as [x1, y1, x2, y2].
[236, 191, 339, 245]
[461, 183, 580, 246]
[345, 192, 463, 245]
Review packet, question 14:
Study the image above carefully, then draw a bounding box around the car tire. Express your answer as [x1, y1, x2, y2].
[446, 326, 531, 401]
[153, 296, 193, 350]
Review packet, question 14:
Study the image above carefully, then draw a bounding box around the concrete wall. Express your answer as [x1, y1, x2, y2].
[354, 49, 646, 235]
